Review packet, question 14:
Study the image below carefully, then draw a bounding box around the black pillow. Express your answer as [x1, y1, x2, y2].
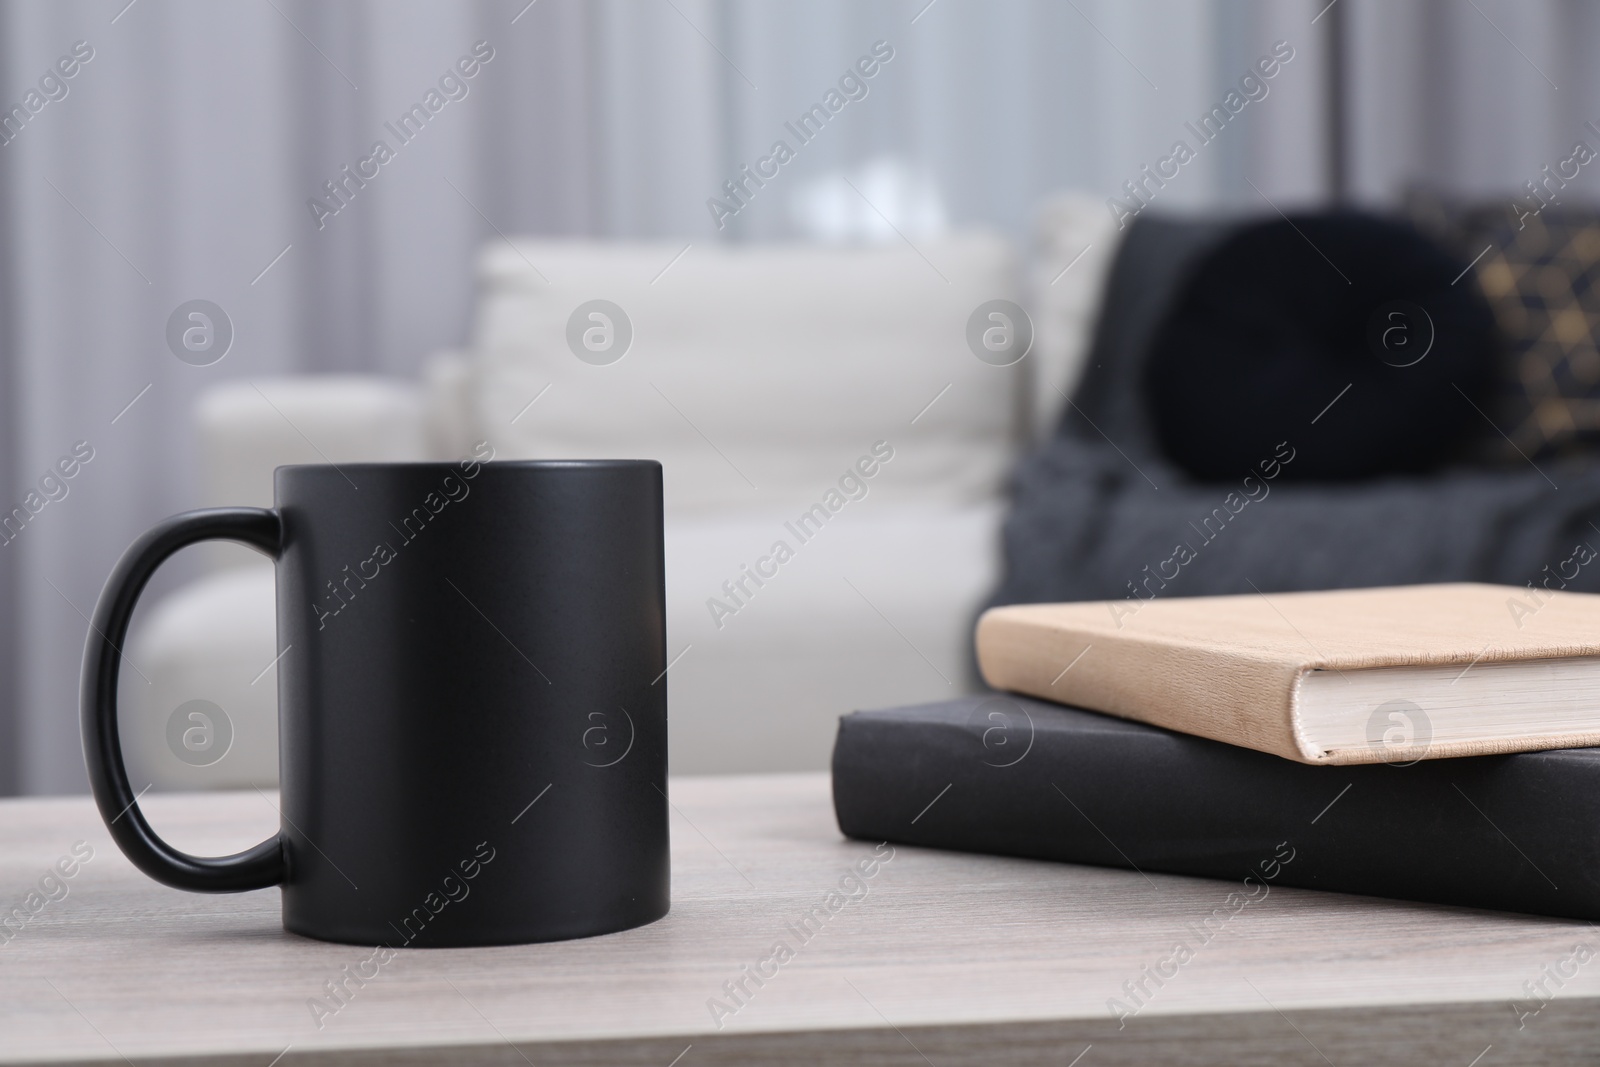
[1141, 212, 1500, 482]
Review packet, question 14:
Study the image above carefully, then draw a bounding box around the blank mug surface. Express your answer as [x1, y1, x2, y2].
[276, 459, 669, 945]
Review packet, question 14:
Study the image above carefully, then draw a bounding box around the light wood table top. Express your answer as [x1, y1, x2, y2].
[0, 773, 1596, 1065]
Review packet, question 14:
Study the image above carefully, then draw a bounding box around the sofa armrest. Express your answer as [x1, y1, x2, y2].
[196, 376, 428, 511]
[421, 350, 480, 461]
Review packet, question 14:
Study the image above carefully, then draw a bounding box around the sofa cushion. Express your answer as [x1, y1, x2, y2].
[662, 501, 1003, 772]
[469, 234, 1022, 514]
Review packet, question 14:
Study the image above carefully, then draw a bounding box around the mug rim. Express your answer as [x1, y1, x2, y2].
[275, 458, 661, 474]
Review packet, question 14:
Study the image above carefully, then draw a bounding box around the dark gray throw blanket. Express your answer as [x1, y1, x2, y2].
[987, 215, 1600, 620]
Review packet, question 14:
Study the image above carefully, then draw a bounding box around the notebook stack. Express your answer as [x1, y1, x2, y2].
[830, 583, 1600, 919]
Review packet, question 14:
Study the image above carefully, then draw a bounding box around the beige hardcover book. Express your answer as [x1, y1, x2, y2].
[975, 583, 1600, 765]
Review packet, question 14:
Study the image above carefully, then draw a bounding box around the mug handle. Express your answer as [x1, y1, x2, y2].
[80, 508, 287, 892]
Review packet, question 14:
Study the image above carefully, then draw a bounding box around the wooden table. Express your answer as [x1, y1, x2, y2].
[1, 773, 1596, 1065]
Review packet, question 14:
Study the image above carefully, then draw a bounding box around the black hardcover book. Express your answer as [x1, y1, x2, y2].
[831, 694, 1600, 920]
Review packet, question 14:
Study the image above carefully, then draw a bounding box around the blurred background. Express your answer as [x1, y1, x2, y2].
[2, 0, 1595, 795]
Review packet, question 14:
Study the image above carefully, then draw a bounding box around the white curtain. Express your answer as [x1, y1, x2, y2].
[1347, 0, 1600, 202]
[12, 0, 1567, 794]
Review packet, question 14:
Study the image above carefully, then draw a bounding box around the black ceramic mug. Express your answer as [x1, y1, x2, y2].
[80, 457, 670, 946]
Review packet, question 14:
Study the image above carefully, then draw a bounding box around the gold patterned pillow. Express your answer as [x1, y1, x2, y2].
[1467, 209, 1600, 459]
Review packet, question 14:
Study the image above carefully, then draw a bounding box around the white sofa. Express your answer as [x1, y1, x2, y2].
[123, 195, 1118, 789]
